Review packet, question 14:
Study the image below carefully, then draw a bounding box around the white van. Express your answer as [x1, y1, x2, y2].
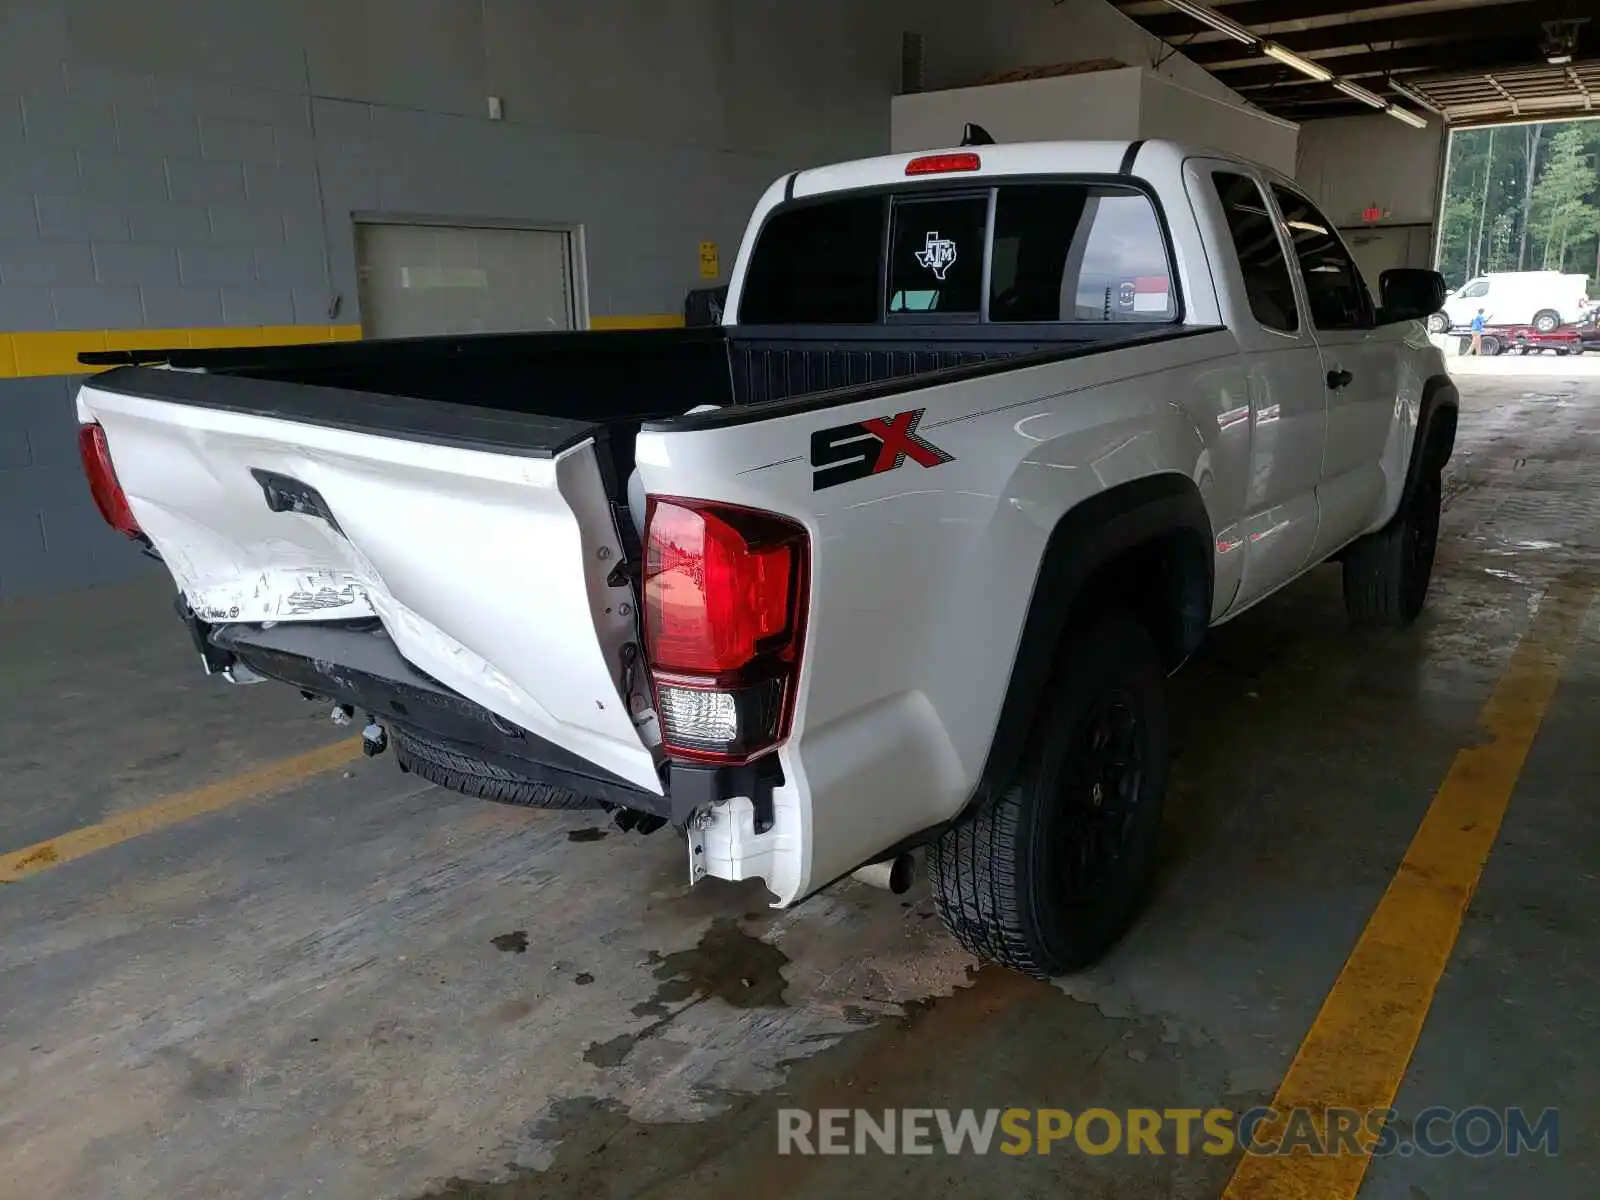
[1430, 271, 1591, 333]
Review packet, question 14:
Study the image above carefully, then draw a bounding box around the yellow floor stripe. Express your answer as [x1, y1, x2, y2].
[0, 739, 364, 883]
[1223, 574, 1594, 1200]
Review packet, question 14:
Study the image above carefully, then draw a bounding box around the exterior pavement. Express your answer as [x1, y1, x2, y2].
[0, 364, 1595, 1199]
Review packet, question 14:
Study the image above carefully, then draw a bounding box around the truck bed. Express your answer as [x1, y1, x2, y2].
[75, 318, 1216, 811]
[82, 322, 1189, 491]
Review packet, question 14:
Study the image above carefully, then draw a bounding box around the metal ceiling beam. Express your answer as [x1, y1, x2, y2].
[1180, 4, 1565, 66]
[1139, 0, 1442, 41]
[1270, 100, 1399, 120]
[1217, 39, 1554, 89]
[1484, 72, 1523, 113]
[1566, 64, 1595, 109]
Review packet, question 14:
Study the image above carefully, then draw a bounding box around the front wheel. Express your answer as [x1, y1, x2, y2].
[1532, 310, 1561, 334]
[1425, 313, 1449, 334]
[929, 617, 1169, 977]
[1343, 466, 1442, 626]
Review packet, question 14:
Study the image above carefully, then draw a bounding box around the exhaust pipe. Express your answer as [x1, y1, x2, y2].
[852, 852, 916, 894]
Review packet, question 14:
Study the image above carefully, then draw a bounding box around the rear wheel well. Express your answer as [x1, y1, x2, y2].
[971, 474, 1212, 811]
[1067, 528, 1210, 672]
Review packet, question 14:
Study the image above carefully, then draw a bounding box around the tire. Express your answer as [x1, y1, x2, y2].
[1532, 310, 1560, 334]
[391, 726, 600, 810]
[1342, 464, 1442, 626]
[1481, 335, 1502, 357]
[1425, 313, 1449, 334]
[929, 616, 1169, 978]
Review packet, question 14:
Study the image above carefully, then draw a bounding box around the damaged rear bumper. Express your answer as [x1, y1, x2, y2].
[182, 601, 781, 831]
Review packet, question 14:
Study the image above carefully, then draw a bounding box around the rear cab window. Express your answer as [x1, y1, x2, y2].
[736, 197, 884, 325]
[737, 179, 1180, 326]
[887, 194, 987, 315]
[990, 186, 1175, 322]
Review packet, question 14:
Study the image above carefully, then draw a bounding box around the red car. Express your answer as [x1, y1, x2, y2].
[1578, 310, 1600, 352]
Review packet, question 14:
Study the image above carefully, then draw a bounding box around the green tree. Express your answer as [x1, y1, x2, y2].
[1515, 123, 1543, 269]
[1437, 193, 1477, 283]
[1488, 211, 1517, 270]
[1528, 124, 1599, 272]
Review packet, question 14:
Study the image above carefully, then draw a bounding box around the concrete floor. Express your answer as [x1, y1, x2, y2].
[1, 365, 1596, 1199]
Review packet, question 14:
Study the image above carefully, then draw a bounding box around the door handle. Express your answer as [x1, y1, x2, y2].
[1326, 368, 1354, 390]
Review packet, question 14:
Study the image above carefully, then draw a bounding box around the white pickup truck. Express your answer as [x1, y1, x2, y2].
[75, 139, 1456, 977]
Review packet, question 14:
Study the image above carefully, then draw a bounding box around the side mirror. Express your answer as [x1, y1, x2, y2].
[1378, 268, 1447, 324]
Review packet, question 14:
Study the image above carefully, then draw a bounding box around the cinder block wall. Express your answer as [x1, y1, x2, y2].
[0, 0, 1237, 600]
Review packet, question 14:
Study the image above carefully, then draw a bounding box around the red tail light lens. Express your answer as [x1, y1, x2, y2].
[905, 152, 981, 176]
[643, 498, 808, 764]
[77, 423, 142, 538]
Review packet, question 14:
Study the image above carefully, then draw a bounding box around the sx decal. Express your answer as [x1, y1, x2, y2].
[810, 408, 954, 491]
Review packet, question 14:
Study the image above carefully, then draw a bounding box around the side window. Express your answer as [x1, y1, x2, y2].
[1269, 185, 1374, 331]
[1461, 280, 1490, 298]
[887, 195, 987, 315]
[739, 197, 884, 324]
[989, 185, 1175, 322]
[1210, 172, 1299, 333]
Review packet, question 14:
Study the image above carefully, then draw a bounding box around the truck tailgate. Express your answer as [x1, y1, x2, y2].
[77, 368, 659, 795]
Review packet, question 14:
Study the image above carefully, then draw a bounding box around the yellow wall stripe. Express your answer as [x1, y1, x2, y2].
[0, 317, 682, 379]
[0, 325, 363, 379]
[589, 313, 686, 330]
[1222, 573, 1594, 1200]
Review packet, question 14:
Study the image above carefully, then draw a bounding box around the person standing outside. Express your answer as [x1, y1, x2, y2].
[1469, 308, 1488, 355]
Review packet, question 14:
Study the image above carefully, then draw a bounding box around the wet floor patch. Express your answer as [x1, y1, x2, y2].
[425, 1097, 717, 1200]
[421, 966, 1245, 1200]
[640, 917, 790, 1013]
[582, 918, 790, 1068]
[491, 931, 529, 954]
[566, 827, 608, 843]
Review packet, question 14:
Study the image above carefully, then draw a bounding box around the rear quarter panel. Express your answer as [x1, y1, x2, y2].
[637, 327, 1245, 901]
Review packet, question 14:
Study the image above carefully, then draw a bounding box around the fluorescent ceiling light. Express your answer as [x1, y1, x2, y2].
[1161, 0, 1257, 45]
[1263, 42, 1333, 83]
[1335, 80, 1387, 109]
[1386, 104, 1428, 128]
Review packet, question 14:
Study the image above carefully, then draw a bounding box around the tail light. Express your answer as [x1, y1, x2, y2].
[642, 497, 809, 765]
[77, 423, 142, 538]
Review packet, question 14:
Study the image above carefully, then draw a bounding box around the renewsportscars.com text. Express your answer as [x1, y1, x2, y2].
[777, 1106, 1559, 1158]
